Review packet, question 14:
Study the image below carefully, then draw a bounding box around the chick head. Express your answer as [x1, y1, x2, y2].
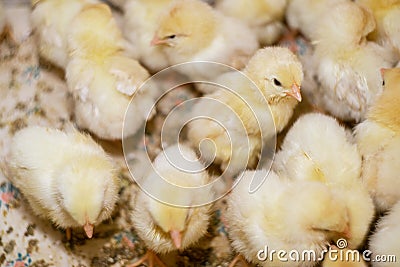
[55, 155, 118, 238]
[68, 3, 123, 58]
[244, 47, 303, 103]
[151, 0, 217, 58]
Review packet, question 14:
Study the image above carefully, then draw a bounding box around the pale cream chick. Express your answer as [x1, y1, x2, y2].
[369, 200, 400, 267]
[151, 0, 259, 81]
[66, 3, 155, 140]
[226, 169, 351, 267]
[123, 0, 172, 72]
[312, 1, 395, 121]
[6, 126, 119, 239]
[187, 47, 303, 177]
[31, 0, 97, 69]
[355, 67, 400, 212]
[274, 113, 375, 249]
[130, 144, 213, 267]
[215, 0, 287, 45]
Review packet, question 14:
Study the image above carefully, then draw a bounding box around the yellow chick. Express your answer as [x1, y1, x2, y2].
[286, 0, 349, 41]
[215, 0, 287, 45]
[130, 143, 213, 267]
[151, 0, 259, 80]
[312, 1, 395, 122]
[321, 246, 368, 267]
[66, 3, 154, 140]
[123, 0, 173, 72]
[368, 200, 400, 267]
[31, 0, 97, 69]
[356, 0, 400, 61]
[187, 47, 303, 177]
[274, 113, 375, 249]
[6, 126, 120, 239]
[355, 67, 400, 212]
[226, 169, 350, 267]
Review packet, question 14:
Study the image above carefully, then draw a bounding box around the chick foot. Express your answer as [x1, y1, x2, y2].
[228, 254, 249, 267]
[127, 250, 167, 267]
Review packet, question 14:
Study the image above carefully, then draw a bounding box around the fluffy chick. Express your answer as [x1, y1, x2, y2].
[356, 0, 400, 60]
[6, 126, 119, 238]
[151, 0, 259, 81]
[226, 169, 350, 267]
[131, 144, 212, 266]
[312, 1, 395, 121]
[31, 0, 96, 69]
[274, 113, 374, 248]
[187, 47, 303, 177]
[369, 200, 400, 267]
[66, 3, 154, 140]
[123, 0, 172, 72]
[215, 0, 287, 45]
[355, 67, 400, 212]
[286, 0, 349, 41]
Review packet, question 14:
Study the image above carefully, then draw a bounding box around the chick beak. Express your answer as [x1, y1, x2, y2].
[170, 230, 182, 249]
[150, 35, 165, 46]
[83, 221, 94, 239]
[342, 224, 352, 240]
[380, 68, 387, 77]
[286, 83, 302, 102]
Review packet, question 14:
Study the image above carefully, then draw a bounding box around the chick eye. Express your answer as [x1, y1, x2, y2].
[167, 34, 176, 39]
[273, 78, 282, 87]
[382, 80, 385, 86]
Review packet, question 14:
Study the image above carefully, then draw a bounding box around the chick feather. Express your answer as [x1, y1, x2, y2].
[151, 0, 259, 81]
[66, 3, 154, 140]
[215, 0, 287, 45]
[355, 67, 400, 212]
[187, 47, 303, 177]
[226, 169, 350, 267]
[274, 113, 375, 249]
[131, 143, 212, 266]
[6, 126, 120, 238]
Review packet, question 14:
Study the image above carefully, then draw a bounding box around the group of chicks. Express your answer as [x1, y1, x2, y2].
[1, 0, 400, 266]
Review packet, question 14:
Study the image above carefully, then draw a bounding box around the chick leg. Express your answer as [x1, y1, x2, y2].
[127, 250, 167, 267]
[66, 228, 72, 241]
[228, 254, 249, 267]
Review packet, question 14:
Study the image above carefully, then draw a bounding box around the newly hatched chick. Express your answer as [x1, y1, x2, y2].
[286, 0, 349, 41]
[274, 113, 375, 249]
[66, 3, 154, 140]
[226, 169, 350, 267]
[123, 0, 172, 72]
[151, 0, 259, 81]
[215, 0, 287, 45]
[31, 0, 96, 69]
[130, 143, 213, 266]
[312, 1, 395, 121]
[369, 200, 400, 267]
[6, 126, 119, 238]
[187, 47, 303, 177]
[355, 67, 400, 212]
[356, 0, 400, 60]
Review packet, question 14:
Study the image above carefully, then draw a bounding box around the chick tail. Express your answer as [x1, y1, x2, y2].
[170, 229, 182, 249]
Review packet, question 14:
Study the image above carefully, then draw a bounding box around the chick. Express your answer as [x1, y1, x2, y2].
[355, 67, 400, 212]
[187, 47, 303, 177]
[151, 0, 259, 81]
[356, 0, 400, 61]
[369, 200, 400, 267]
[31, 0, 96, 69]
[286, 0, 349, 41]
[130, 143, 212, 266]
[215, 0, 287, 45]
[123, 0, 172, 72]
[312, 1, 395, 121]
[226, 169, 350, 267]
[6, 126, 119, 239]
[274, 113, 375, 248]
[66, 3, 154, 140]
